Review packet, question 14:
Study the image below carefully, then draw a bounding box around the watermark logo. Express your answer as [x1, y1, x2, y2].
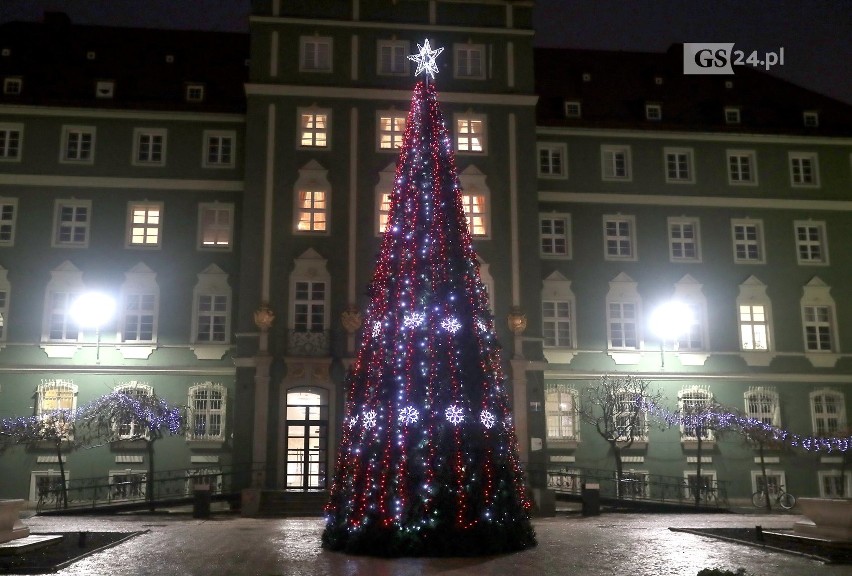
[684, 43, 785, 74]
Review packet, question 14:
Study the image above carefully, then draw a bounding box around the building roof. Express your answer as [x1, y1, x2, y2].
[0, 13, 248, 113]
[534, 45, 852, 136]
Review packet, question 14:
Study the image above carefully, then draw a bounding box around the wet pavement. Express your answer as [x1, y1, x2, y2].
[18, 511, 848, 576]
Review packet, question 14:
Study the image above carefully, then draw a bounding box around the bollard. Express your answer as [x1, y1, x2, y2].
[78, 531, 88, 547]
[755, 525, 763, 541]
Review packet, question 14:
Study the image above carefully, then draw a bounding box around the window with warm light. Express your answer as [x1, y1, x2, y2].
[127, 203, 162, 248]
[377, 192, 392, 234]
[299, 109, 330, 148]
[461, 193, 487, 236]
[377, 112, 407, 151]
[36, 379, 77, 416]
[739, 305, 768, 350]
[296, 190, 327, 232]
[455, 114, 485, 153]
[545, 383, 579, 440]
[198, 203, 233, 250]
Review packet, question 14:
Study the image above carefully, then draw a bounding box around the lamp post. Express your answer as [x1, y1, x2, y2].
[649, 301, 694, 368]
[70, 292, 115, 364]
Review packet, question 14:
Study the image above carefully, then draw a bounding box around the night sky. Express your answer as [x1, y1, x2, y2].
[1, 0, 850, 105]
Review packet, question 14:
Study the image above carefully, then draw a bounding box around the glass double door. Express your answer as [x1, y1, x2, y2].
[285, 388, 328, 489]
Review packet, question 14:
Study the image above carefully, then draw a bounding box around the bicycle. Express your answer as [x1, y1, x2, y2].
[751, 486, 796, 509]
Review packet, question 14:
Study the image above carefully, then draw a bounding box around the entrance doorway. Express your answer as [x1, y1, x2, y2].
[284, 387, 328, 490]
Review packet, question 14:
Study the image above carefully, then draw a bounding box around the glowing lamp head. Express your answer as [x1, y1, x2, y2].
[649, 301, 694, 341]
[70, 292, 116, 329]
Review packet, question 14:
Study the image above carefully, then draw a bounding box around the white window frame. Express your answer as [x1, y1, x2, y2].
[751, 470, 787, 496]
[109, 469, 147, 501]
[185, 468, 223, 494]
[3, 77, 22, 95]
[678, 386, 715, 441]
[724, 107, 741, 124]
[376, 110, 407, 152]
[744, 386, 780, 427]
[601, 145, 632, 181]
[810, 389, 846, 436]
[789, 152, 820, 188]
[800, 277, 838, 355]
[187, 382, 227, 442]
[375, 163, 395, 236]
[664, 147, 695, 184]
[454, 43, 486, 79]
[672, 275, 708, 353]
[727, 150, 757, 186]
[613, 391, 648, 442]
[539, 213, 571, 258]
[738, 303, 770, 351]
[60, 125, 95, 164]
[537, 142, 567, 179]
[377, 39, 410, 76]
[185, 83, 205, 102]
[603, 214, 637, 261]
[564, 101, 581, 118]
[298, 107, 331, 149]
[191, 264, 232, 345]
[132, 128, 167, 167]
[803, 111, 819, 128]
[667, 217, 701, 263]
[0, 197, 17, 246]
[794, 220, 829, 265]
[818, 470, 851, 498]
[198, 202, 234, 250]
[293, 161, 330, 234]
[120, 265, 159, 344]
[293, 280, 327, 333]
[731, 219, 765, 264]
[95, 80, 115, 99]
[42, 262, 84, 344]
[645, 103, 662, 121]
[113, 382, 153, 439]
[683, 470, 717, 500]
[126, 202, 163, 249]
[202, 130, 236, 169]
[300, 36, 333, 73]
[52, 199, 91, 248]
[545, 383, 580, 442]
[608, 301, 639, 350]
[454, 112, 486, 154]
[36, 379, 77, 416]
[458, 166, 490, 237]
[29, 470, 69, 505]
[0, 123, 23, 162]
[542, 299, 574, 348]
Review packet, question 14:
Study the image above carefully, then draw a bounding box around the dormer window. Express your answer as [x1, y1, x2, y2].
[582, 73, 591, 82]
[564, 101, 582, 119]
[1, 49, 10, 57]
[803, 111, 819, 127]
[725, 107, 741, 125]
[165, 54, 175, 63]
[725, 80, 734, 89]
[95, 80, 115, 99]
[654, 76, 663, 85]
[3, 77, 22, 95]
[645, 104, 662, 121]
[86, 51, 96, 61]
[186, 84, 205, 103]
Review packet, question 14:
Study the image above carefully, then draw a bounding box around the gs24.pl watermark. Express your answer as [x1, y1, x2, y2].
[683, 43, 785, 74]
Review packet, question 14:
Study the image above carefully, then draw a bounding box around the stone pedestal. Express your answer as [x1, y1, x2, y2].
[0, 500, 30, 544]
[794, 497, 852, 541]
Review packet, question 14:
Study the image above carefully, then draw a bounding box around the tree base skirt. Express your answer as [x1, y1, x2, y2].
[322, 520, 537, 557]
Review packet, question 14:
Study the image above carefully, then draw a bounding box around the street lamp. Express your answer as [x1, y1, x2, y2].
[70, 292, 115, 363]
[649, 301, 694, 368]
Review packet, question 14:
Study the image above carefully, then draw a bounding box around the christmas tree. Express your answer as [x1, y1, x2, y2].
[322, 41, 536, 557]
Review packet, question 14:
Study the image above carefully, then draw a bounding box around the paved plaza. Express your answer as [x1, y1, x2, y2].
[15, 511, 848, 576]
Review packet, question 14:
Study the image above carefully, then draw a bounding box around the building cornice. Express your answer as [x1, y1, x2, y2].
[0, 105, 245, 123]
[245, 83, 537, 106]
[249, 15, 534, 37]
[0, 174, 244, 191]
[543, 371, 852, 384]
[539, 191, 852, 212]
[536, 126, 852, 146]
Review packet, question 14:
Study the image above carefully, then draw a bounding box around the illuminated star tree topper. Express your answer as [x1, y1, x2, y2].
[407, 38, 444, 81]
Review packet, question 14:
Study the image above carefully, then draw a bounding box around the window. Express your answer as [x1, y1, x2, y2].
[542, 301, 572, 348]
[601, 145, 631, 181]
[739, 305, 768, 350]
[378, 192, 393, 234]
[725, 107, 741, 124]
[810, 389, 846, 436]
[667, 217, 701, 262]
[53, 200, 91, 248]
[3, 77, 22, 95]
[645, 104, 661, 121]
[114, 383, 153, 439]
[36, 379, 77, 418]
[192, 264, 231, 345]
[132, 128, 166, 166]
[298, 109, 330, 148]
[455, 113, 486, 153]
[47, 292, 80, 341]
[203, 130, 236, 168]
[613, 391, 647, 441]
[461, 193, 486, 236]
[375, 163, 396, 235]
[60, 126, 95, 163]
[109, 470, 146, 500]
[377, 40, 409, 76]
[30, 470, 69, 505]
[294, 281, 326, 332]
[794, 221, 828, 265]
[185, 83, 205, 102]
[678, 387, 714, 440]
[188, 382, 227, 441]
[608, 302, 638, 350]
[42, 262, 84, 345]
[744, 387, 780, 427]
[199, 203, 234, 249]
[0, 272, 8, 341]
[818, 470, 850, 498]
[803, 111, 819, 127]
[296, 191, 328, 232]
[120, 263, 159, 344]
[454, 44, 485, 79]
[564, 101, 581, 118]
[95, 80, 114, 99]
[789, 152, 819, 187]
[731, 219, 764, 264]
[0, 198, 17, 245]
[537, 143, 567, 178]
[540, 214, 571, 258]
[377, 111, 407, 151]
[603, 215, 636, 261]
[803, 305, 834, 352]
[0, 123, 22, 161]
[300, 36, 332, 72]
[545, 383, 579, 441]
[684, 471, 716, 501]
[126, 202, 162, 248]
[736, 276, 773, 358]
[185, 469, 223, 494]
[664, 147, 694, 183]
[727, 150, 757, 185]
[671, 276, 708, 352]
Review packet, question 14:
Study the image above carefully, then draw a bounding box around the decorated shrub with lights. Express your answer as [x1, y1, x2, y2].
[322, 42, 536, 557]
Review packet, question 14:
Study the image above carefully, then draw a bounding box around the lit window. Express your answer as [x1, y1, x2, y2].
[542, 301, 572, 347]
[300, 36, 332, 72]
[377, 40, 409, 76]
[0, 198, 17, 245]
[731, 219, 764, 264]
[461, 193, 486, 236]
[537, 143, 567, 178]
[601, 145, 631, 180]
[454, 44, 485, 79]
[455, 114, 485, 153]
[188, 382, 227, 441]
[377, 112, 406, 150]
[789, 152, 820, 187]
[678, 387, 714, 440]
[199, 203, 233, 249]
[203, 130, 236, 168]
[744, 387, 780, 427]
[114, 383, 153, 438]
[668, 217, 701, 262]
[127, 203, 162, 248]
[61, 126, 95, 163]
[794, 221, 828, 265]
[299, 109, 330, 148]
[810, 389, 846, 436]
[545, 384, 579, 440]
[378, 192, 392, 234]
[603, 215, 636, 261]
[540, 214, 571, 258]
[727, 150, 757, 185]
[296, 190, 327, 232]
[133, 128, 166, 166]
[664, 147, 694, 183]
[0, 124, 22, 161]
[294, 281, 326, 332]
[36, 380, 77, 441]
[739, 305, 768, 350]
[53, 200, 91, 247]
